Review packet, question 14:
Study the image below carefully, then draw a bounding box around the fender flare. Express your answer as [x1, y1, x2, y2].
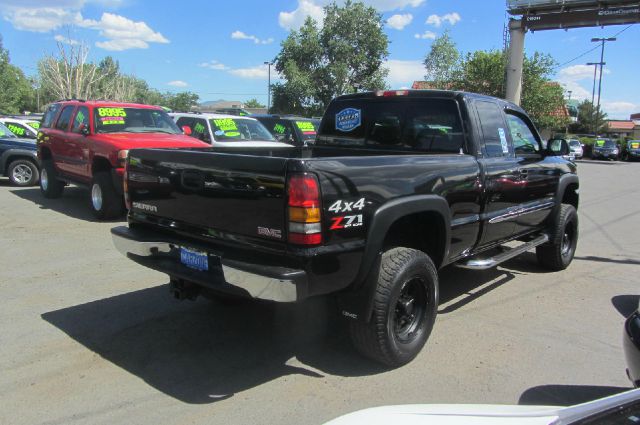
[338, 195, 451, 322]
[553, 173, 579, 216]
[0, 149, 38, 175]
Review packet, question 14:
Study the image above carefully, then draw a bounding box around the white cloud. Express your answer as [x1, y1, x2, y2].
[426, 12, 461, 27]
[387, 13, 412, 30]
[199, 59, 228, 70]
[82, 12, 169, 51]
[229, 64, 271, 79]
[278, 0, 425, 29]
[385, 59, 424, 87]
[414, 30, 436, 39]
[231, 30, 274, 45]
[601, 101, 638, 119]
[167, 80, 188, 87]
[54, 34, 80, 45]
[279, 0, 325, 29]
[0, 2, 168, 51]
[555, 64, 611, 101]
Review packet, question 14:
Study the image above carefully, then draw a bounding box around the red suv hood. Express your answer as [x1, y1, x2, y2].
[91, 132, 209, 149]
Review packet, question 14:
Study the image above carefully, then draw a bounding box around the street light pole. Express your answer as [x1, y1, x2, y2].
[586, 62, 601, 135]
[590, 37, 616, 136]
[263, 61, 272, 114]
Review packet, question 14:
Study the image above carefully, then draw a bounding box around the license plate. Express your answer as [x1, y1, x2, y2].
[180, 247, 209, 271]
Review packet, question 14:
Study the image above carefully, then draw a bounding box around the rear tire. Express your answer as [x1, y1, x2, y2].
[40, 160, 64, 198]
[349, 247, 438, 368]
[8, 159, 39, 186]
[90, 171, 124, 220]
[536, 204, 578, 271]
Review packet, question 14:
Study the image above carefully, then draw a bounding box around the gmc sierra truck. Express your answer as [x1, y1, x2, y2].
[112, 90, 579, 367]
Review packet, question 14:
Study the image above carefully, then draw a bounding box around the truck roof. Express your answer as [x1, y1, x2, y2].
[51, 100, 163, 110]
[335, 89, 525, 114]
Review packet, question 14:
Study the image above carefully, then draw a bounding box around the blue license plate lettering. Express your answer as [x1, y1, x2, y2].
[180, 247, 208, 271]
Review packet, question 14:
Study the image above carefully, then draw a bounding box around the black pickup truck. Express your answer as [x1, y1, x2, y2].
[112, 90, 579, 367]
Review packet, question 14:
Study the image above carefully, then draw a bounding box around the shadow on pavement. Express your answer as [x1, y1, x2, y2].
[42, 285, 385, 404]
[612, 295, 640, 318]
[519, 384, 630, 406]
[10, 186, 125, 223]
[575, 256, 640, 266]
[438, 251, 544, 314]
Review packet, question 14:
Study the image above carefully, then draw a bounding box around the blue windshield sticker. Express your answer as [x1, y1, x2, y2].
[335, 108, 361, 132]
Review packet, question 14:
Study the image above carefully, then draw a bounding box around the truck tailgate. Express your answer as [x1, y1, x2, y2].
[127, 148, 290, 243]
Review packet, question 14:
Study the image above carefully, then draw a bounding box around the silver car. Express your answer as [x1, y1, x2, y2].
[567, 139, 583, 159]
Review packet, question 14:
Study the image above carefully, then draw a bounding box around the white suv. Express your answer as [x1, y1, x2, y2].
[0, 118, 40, 139]
[170, 112, 291, 148]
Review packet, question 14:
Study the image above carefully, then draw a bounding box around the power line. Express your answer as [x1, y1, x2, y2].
[553, 23, 635, 70]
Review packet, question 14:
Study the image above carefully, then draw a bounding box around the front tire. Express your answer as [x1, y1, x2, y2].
[536, 204, 578, 271]
[8, 159, 39, 186]
[350, 247, 439, 367]
[40, 160, 64, 198]
[90, 172, 124, 220]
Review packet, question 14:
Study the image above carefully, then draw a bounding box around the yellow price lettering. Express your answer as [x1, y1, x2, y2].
[98, 107, 127, 117]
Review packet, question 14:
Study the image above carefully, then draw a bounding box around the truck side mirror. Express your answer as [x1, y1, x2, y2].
[79, 124, 90, 136]
[547, 139, 569, 156]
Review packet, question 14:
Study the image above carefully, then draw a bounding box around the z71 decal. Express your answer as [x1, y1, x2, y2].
[328, 197, 366, 230]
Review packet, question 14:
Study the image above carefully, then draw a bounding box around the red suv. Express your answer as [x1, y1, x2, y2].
[37, 100, 209, 219]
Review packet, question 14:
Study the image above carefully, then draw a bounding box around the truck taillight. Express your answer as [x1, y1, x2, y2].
[123, 159, 131, 210]
[287, 173, 322, 245]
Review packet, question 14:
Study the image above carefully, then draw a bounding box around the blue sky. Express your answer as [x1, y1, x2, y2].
[0, 0, 638, 119]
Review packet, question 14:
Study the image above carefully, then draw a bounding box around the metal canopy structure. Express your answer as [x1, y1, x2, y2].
[507, 0, 639, 31]
[503, 0, 639, 105]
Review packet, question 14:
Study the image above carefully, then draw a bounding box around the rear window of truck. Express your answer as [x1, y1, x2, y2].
[317, 99, 464, 153]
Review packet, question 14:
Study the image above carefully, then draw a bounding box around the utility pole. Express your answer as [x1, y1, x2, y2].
[586, 61, 602, 135]
[505, 19, 525, 105]
[590, 37, 616, 136]
[263, 61, 273, 114]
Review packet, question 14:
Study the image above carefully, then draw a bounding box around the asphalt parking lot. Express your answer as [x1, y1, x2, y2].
[1, 160, 639, 425]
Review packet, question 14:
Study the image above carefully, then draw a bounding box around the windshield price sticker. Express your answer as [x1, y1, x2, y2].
[98, 107, 127, 117]
[213, 118, 238, 132]
[27, 122, 40, 129]
[596, 140, 606, 147]
[100, 116, 125, 125]
[273, 123, 287, 134]
[193, 122, 206, 134]
[335, 108, 361, 132]
[225, 131, 241, 137]
[296, 121, 316, 134]
[498, 128, 509, 153]
[7, 124, 25, 136]
[631, 142, 640, 149]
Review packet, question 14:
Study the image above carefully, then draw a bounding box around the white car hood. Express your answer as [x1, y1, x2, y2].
[324, 404, 560, 425]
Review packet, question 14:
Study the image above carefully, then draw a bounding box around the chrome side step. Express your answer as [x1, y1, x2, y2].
[456, 234, 549, 270]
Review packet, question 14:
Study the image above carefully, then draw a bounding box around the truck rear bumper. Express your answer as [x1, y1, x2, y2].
[111, 226, 303, 302]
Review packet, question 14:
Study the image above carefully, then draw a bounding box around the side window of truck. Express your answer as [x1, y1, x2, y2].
[71, 106, 90, 133]
[475, 101, 510, 157]
[55, 106, 75, 132]
[505, 113, 540, 155]
[191, 118, 210, 142]
[176, 117, 194, 134]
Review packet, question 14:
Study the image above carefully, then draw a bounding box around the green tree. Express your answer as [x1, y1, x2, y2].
[423, 30, 460, 89]
[273, 1, 389, 115]
[244, 98, 265, 108]
[425, 45, 568, 130]
[570, 100, 608, 134]
[165, 91, 199, 112]
[0, 35, 36, 113]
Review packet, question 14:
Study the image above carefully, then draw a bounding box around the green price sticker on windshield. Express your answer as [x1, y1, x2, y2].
[213, 118, 238, 132]
[596, 140, 605, 147]
[27, 122, 40, 129]
[296, 121, 315, 132]
[193, 122, 206, 134]
[631, 142, 640, 149]
[98, 107, 127, 117]
[7, 124, 25, 136]
[273, 123, 286, 134]
[225, 131, 241, 137]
